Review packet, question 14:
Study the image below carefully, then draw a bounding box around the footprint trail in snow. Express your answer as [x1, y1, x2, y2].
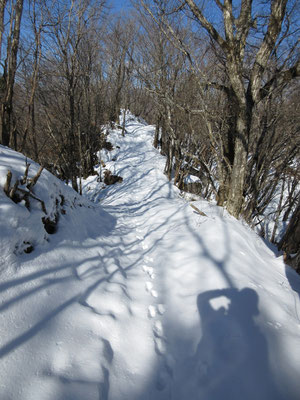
[1, 113, 300, 400]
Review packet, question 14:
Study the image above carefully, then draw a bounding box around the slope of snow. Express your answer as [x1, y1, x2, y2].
[1, 116, 300, 400]
[0, 145, 112, 271]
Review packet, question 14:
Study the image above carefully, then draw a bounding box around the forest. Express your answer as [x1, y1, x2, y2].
[0, 0, 299, 269]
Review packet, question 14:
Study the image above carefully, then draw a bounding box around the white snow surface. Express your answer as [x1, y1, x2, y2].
[1, 116, 300, 400]
[184, 174, 201, 184]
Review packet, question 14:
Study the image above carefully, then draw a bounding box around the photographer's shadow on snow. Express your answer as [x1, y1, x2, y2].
[184, 287, 283, 400]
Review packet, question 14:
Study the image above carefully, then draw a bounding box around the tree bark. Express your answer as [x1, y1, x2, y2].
[0, 0, 24, 147]
[0, 0, 7, 62]
[182, 0, 297, 218]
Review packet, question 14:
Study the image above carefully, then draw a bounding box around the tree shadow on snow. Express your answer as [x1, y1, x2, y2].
[140, 207, 286, 400]
[1, 159, 291, 400]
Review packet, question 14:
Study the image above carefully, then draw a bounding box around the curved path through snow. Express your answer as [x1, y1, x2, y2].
[1, 118, 300, 400]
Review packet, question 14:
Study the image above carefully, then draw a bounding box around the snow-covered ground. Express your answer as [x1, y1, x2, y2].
[1, 115, 300, 400]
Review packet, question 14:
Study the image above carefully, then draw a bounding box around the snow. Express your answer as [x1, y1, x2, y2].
[252, 172, 300, 243]
[1, 114, 300, 400]
[184, 174, 201, 184]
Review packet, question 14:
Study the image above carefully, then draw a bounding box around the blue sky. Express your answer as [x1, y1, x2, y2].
[111, 0, 133, 11]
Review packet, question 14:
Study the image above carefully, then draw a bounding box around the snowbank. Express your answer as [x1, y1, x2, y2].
[1, 117, 300, 400]
[0, 145, 113, 271]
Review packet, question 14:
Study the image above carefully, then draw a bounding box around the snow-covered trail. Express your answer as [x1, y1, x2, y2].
[1, 117, 300, 400]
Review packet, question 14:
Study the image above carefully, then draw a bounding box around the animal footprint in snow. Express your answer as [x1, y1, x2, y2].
[153, 320, 164, 337]
[267, 321, 282, 329]
[142, 242, 149, 250]
[154, 337, 166, 355]
[157, 304, 165, 315]
[142, 265, 152, 273]
[151, 289, 158, 298]
[148, 305, 156, 318]
[145, 281, 153, 292]
[102, 338, 114, 364]
[145, 256, 153, 263]
[147, 267, 154, 275]
[143, 265, 155, 279]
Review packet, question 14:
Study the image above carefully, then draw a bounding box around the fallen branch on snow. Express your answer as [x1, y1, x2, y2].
[190, 203, 207, 217]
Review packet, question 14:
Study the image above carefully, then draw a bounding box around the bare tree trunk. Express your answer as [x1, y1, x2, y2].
[279, 200, 300, 272]
[226, 136, 248, 217]
[153, 114, 161, 148]
[0, 0, 7, 62]
[121, 108, 126, 136]
[279, 200, 300, 254]
[271, 179, 285, 243]
[68, 83, 78, 192]
[0, 0, 24, 147]
[20, 0, 42, 154]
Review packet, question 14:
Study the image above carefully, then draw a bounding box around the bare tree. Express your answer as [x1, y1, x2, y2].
[0, 0, 7, 62]
[0, 0, 24, 148]
[279, 199, 300, 272]
[140, 0, 300, 218]
[19, 0, 45, 158]
[36, 0, 106, 190]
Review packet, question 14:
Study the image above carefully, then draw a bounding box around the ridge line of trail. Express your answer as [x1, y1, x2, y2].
[2, 118, 297, 400]
[93, 121, 203, 396]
